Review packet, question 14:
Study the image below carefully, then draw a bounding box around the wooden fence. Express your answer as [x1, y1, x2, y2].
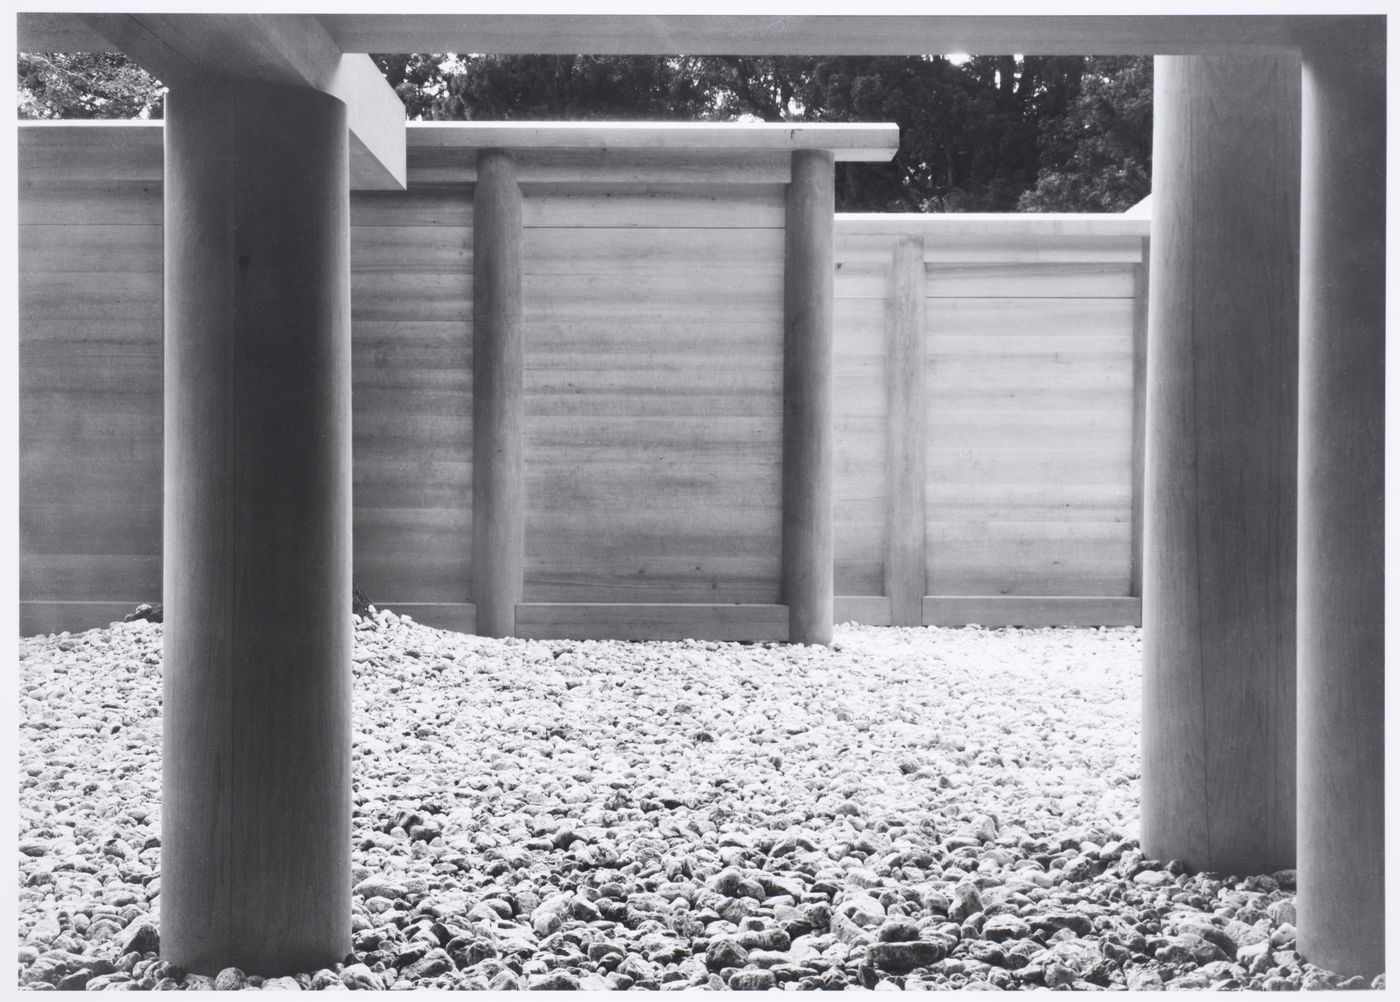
[18, 122, 1147, 637]
[832, 214, 1149, 628]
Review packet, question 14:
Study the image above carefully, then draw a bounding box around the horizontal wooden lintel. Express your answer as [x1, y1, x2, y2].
[407, 122, 899, 162]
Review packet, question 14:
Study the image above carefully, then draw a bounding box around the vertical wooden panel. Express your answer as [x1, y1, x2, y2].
[1296, 22, 1386, 980]
[783, 149, 835, 644]
[471, 150, 524, 637]
[1140, 53, 1300, 875]
[1129, 242, 1149, 600]
[163, 82, 351, 976]
[885, 236, 926, 626]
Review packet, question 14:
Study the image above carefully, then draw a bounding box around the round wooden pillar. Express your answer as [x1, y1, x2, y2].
[471, 149, 524, 637]
[162, 81, 352, 975]
[1140, 54, 1300, 875]
[1296, 24, 1386, 979]
[783, 149, 835, 645]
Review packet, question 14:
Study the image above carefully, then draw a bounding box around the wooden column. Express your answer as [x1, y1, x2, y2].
[783, 149, 835, 645]
[163, 82, 352, 974]
[885, 236, 927, 627]
[471, 149, 524, 637]
[1296, 21, 1386, 979]
[1140, 54, 1300, 875]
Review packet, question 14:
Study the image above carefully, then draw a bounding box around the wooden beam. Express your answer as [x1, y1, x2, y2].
[1295, 22, 1386, 981]
[314, 13, 1307, 56]
[409, 121, 898, 162]
[30, 12, 1382, 60]
[74, 13, 404, 190]
[471, 150, 525, 638]
[1140, 52, 1300, 876]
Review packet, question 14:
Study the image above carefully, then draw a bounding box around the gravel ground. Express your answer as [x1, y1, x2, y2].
[16, 611, 1382, 991]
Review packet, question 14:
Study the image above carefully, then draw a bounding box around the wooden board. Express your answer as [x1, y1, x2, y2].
[523, 185, 785, 228]
[834, 595, 892, 626]
[351, 185, 473, 227]
[515, 603, 789, 642]
[20, 602, 158, 636]
[408, 146, 796, 186]
[922, 596, 1142, 628]
[20, 181, 163, 226]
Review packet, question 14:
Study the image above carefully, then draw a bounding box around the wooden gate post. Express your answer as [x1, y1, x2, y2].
[783, 149, 835, 644]
[1140, 53, 1300, 875]
[1296, 21, 1386, 979]
[162, 81, 352, 974]
[471, 148, 525, 637]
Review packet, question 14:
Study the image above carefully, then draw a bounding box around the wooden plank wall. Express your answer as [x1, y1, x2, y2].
[350, 184, 475, 632]
[19, 127, 165, 635]
[519, 179, 787, 612]
[833, 217, 1148, 627]
[17, 126, 1148, 637]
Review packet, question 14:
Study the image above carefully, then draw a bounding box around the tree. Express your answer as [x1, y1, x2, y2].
[17, 52, 164, 119]
[1018, 57, 1153, 212]
[18, 50, 1154, 213]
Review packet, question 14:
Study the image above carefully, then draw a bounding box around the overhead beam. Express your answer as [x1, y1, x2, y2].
[316, 13, 1305, 56]
[72, 13, 404, 190]
[23, 12, 1325, 58]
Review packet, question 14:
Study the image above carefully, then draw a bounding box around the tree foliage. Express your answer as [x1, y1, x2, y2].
[1018, 57, 1153, 212]
[17, 52, 164, 119]
[16, 50, 1152, 212]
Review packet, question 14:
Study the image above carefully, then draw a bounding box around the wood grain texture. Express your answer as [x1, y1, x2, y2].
[161, 82, 352, 976]
[1140, 53, 1299, 877]
[515, 603, 789, 642]
[20, 168, 164, 630]
[834, 595, 891, 626]
[1295, 28, 1386, 979]
[523, 185, 785, 228]
[782, 150, 836, 644]
[404, 120, 897, 160]
[471, 150, 524, 636]
[885, 237, 927, 626]
[406, 145, 795, 185]
[1129, 249, 1149, 599]
[19, 122, 163, 181]
[923, 595, 1141, 628]
[310, 12, 1308, 57]
[520, 180, 785, 613]
[20, 602, 157, 636]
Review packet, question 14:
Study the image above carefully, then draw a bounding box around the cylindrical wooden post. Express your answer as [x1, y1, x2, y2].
[163, 82, 352, 975]
[1140, 54, 1300, 875]
[471, 149, 524, 637]
[886, 236, 927, 627]
[1296, 22, 1386, 979]
[783, 149, 835, 645]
